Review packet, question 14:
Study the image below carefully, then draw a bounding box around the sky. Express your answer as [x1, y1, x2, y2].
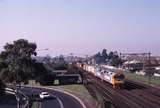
[0, 0, 160, 57]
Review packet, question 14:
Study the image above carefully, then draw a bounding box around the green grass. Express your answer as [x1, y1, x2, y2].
[50, 84, 93, 99]
[28, 80, 94, 101]
[31, 102, 39, 108]
[124, 72, 160, 86]
[49, 85, 98, 108]
[27, 81, 98, 108]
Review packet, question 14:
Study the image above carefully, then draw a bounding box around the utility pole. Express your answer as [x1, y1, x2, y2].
[15, 61, 20, 108]
[70, 53, 74, 63]
[148, 52, 151, 85]
[15, 88, 20, 108]
[85, 55, 88, 64]
[36, 48, 49, 51]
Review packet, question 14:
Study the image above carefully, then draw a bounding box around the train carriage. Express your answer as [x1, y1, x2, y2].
[76, 63, 125, 89]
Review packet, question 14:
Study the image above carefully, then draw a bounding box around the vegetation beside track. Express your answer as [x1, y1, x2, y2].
[124, 72, 160, 86]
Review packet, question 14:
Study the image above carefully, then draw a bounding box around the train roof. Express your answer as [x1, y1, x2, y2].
[101, 65, 123, 74]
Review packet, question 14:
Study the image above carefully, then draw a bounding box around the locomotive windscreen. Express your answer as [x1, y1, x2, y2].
[114, 74, 125, 81]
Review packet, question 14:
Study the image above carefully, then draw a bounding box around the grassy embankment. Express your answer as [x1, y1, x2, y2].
[124, 72, 160, 86]
[31, 102, 39, 108]
[28, 80, 98, 108]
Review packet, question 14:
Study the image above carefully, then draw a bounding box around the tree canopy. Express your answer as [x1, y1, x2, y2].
[0, 79, 5, 94]
[0, 39, 47, 84]
[93, 49, 123, 66]
[44, 55, 68, 70]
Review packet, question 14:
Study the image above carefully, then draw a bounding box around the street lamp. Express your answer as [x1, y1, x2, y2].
[35, 48, 49, 56]
[36, 48, 49, 51]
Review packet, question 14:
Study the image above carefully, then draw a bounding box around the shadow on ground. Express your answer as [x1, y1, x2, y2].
[0, 94, 17, 105]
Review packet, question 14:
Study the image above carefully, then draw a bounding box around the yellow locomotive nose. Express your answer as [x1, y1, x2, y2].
[113, 80, 124, 89]
[112, 74, 125, 89]
[115, 80, 124, 84]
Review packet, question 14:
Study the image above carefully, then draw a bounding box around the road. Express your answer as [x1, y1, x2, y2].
[0, 92, 27, 108]
[0, 93, 17, 108]
[21, 87, 85, 108]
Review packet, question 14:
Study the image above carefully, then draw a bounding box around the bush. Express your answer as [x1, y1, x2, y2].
[38, 74, 55, 86]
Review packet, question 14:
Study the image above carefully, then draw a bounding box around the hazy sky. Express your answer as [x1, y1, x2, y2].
[0, 0, 160, 56]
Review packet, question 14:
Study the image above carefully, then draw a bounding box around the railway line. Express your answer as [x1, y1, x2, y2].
[83, 71, 160, 108]
[86, 73, 140, 108]
[125, 80, 160, 97]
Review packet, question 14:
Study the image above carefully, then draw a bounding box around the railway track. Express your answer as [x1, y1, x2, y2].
[85, 72, 160, 108]
[86, 74, 139, 108]
[125, 80, 160, 97]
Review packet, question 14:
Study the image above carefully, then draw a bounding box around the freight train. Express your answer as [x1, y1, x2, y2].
[76, 63, 125, 88]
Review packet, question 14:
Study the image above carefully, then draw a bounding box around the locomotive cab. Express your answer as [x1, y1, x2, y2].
[112, 73, 125, 89]
[114, 74, 125, 81]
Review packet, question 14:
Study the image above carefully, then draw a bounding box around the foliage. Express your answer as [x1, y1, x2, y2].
[44, 55, 69, 70]
[34, 61, 54, 85]
[93, 49, 123, 66]
[38, 74, 55, 85]
[32, 61, 50, 80]
[36, 55, 69, 85]
[108, 51, 123, 66]
[0, 39, 47, 84]
[94, 52, 102, 64]
[52, 63, 68, 70]
[0, 79, 5, 94]
[124, 71, 160, 86]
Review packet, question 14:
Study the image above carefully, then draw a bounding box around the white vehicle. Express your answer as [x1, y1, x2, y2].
[39, 92, 51, 99]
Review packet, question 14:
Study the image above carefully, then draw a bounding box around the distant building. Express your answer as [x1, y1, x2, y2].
[122, 54, 160, 70]
[64, 56, 85, 64]
[123, 60, 144, 71]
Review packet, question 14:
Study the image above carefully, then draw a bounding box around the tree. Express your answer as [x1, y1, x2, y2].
[94, 52, 102, 64]
[0, 39, 38, 84]
[93, 50, 123, 66]
[42, 54, 52, 64]
[101, 49, 107, 62]
[108, 51, 114, 60]
[108, 51, 122, 66]
[34, 62, 53, 85]
[0, 79, 5, 94]
[102, 49, 107, 57]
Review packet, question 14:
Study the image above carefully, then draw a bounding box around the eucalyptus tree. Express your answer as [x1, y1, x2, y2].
[0, 39, 37, 84]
